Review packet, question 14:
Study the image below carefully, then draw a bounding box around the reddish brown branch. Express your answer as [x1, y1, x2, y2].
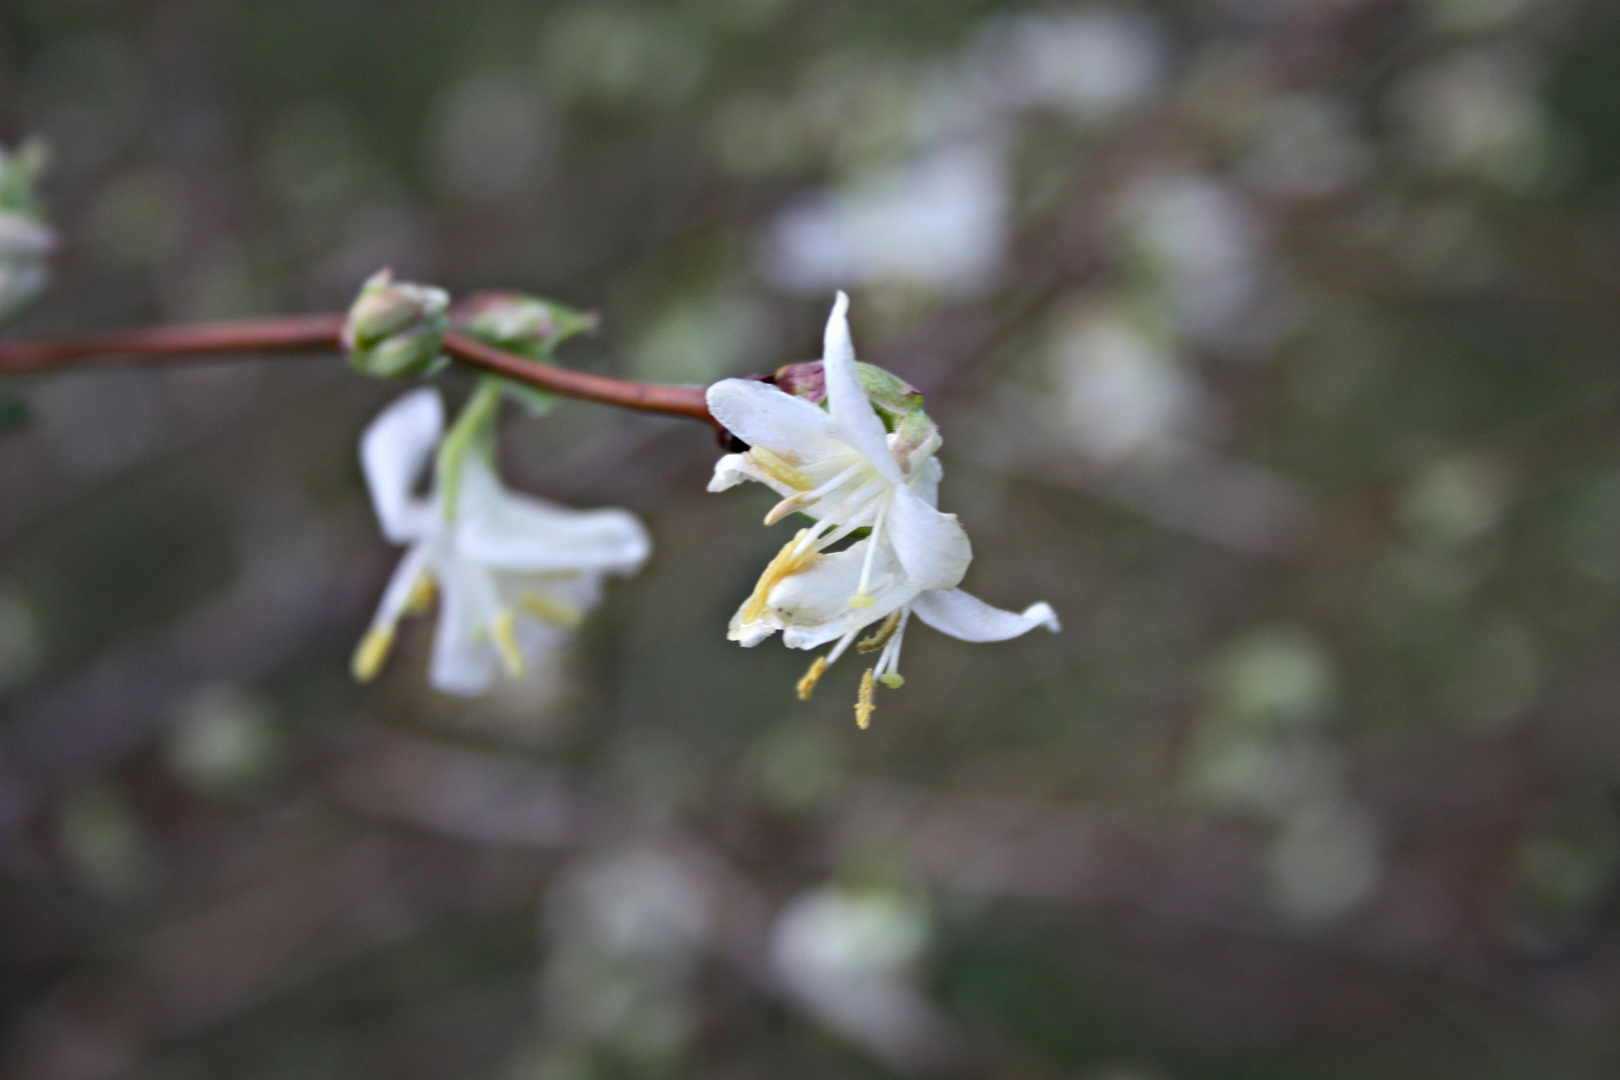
[0, 314, 716, 428]
[442, 332, 713, 426]
[0, 314, 347, 370]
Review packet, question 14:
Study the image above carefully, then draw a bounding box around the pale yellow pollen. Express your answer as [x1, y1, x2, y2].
[492, 609, 526, 676]
[848, 591, 875, 609]
[878, 672, 905, 689]
[749, 447, 814, 492]
[796, 656, 828, 701]
[404, 571, 437, 614]
[742, 529, 820, 624]
[855, 669, 876, 729]
[856, 610, 904, 654]
[518, 591, 584, 630]
[351, 623, 396, 683]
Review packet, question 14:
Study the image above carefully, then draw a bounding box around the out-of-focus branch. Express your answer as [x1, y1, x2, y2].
[0, 315, 717, 427]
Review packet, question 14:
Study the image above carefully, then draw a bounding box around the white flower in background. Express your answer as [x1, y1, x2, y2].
[1116, 173, 1275, 350]
[765, 141, 1008, 297]
[353, 388, 650, 695]
[1389, 49, 1557, 194]
[0, 139, 54, 323]
[975, 8, 1166, 122]
[707, 292, 1058, 726]
[1054, 303, 1202, 465]
[769, 885, 957, 1071]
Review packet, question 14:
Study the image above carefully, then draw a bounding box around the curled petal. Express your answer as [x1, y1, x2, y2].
[361, 388, 442, 542]
[429, 554, 502, 696]
[709, 452, 762, 492]
[912, 588, 1060, 642]
[706, 378, 847, 463]
[819, 291, 902, 483]
[765, 541, 920, 651]
[455, 454, 651, 574]
[887, 483, 971, 591]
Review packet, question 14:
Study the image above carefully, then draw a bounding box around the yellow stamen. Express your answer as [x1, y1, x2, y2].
[742, 529, 820, 624]
[855, 669, 876, 729]
[492, 609, 526, 676]
[749, 447, 814, 492]
[518, 591, 584, 630]
[351, 623, 396, 683]
[848, 591, 875, 609]
[796, 656, 828, 701]
[857, 610, 904, 653]
[765, 491, 815, 526]
[878, 672, 905, 689]
[404, 571, 437, 614]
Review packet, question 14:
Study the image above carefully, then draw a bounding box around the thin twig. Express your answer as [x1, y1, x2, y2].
[0, 314, 718, 428]
[443, 332, 714, 427]
[0, 314, 346, 369]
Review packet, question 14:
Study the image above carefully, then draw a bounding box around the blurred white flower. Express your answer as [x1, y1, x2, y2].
[1390, 49, 1558, 194]
[538, 849, 712, 1059]
[770, 885, 961, 1072]
[974, 8, 1166, 122]
[1117, 174, 1271, 348]
[765, 141, 1008, 296]
[1239, 94, 1371, 197]
[1053, 304, 1203, 465]
[707, 293, 1057, 726]
[1269, 798, 1382, 924]
[0, 139, 54, 322]
[353, 387, 650, 695]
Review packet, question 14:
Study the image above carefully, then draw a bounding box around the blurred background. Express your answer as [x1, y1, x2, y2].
[4, 0, 1620, 1076]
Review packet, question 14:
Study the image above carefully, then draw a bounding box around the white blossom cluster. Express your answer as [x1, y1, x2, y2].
[349, 283, 1056, 724]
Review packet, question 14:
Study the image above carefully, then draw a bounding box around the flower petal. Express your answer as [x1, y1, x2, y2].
[706, 378, 849, 463]
[912, 588, 1060, 642]
[708, 452, 761, 492]
[455, 454, 651, 574]
[766, 541, 921, 650]
[820, 291, 902, 483]
[428, 554, 501, 696]
[361, 388, 442, 542]
[886, 483, 971, 591]
[369, 539, 435, 635]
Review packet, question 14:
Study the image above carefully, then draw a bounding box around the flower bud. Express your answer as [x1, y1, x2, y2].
[770, 358, 933, 442]
[342, 269, 450, 379]
[455, 292, 598, 360]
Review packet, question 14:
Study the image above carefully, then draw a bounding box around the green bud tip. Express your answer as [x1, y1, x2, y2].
[343, 269, 451, 379]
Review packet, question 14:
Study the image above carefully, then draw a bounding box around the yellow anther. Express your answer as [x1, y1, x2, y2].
[404, 571, 437, 614]
[518, 591, 584, 630]
[796, 656, 828, 700]
[848, 591, 875, 609]
[878, 672, 905, 689]
[765, 491, 814, 526]
[855, 669, 876, 729]
[742, 530, 820, 624]
[857, 610, 904, 653]
[351, 623, 396, 683]
[492, 609, 526, 676]
[749, 447, 814, 492]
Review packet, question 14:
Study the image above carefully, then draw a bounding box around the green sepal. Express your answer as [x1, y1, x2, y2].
[433, 377, 504, 521]
[498, 379, 557, 416]
[457, 293, 597, 361]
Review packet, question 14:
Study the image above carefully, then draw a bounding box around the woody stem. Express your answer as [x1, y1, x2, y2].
[0, 314, 717, 428]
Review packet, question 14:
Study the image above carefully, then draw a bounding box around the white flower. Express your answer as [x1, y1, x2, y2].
[353, 388, 650, 695]
[706, 291, 1058, 725]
